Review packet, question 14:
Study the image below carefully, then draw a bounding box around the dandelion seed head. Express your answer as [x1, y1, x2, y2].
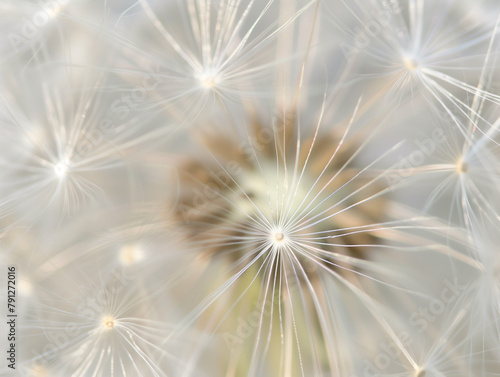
[178, 115, 388, 278]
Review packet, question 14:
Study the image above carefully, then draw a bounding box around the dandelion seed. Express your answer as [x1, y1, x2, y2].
[326, 0, 500, 134]
[107, 0, 317, 119]
[404, 105, 500, 238]
[23, 269, 179, 377]
[171, 94, 450, 375]
[0, 64, 151, 228]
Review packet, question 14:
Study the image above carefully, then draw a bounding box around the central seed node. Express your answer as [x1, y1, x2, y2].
[403, 54, 419, 71]
[274, 232, 285, 242]
[199, 73, 217, 88]
[103, 316, 116, 329]
[457, 160, 469, 174]
[415, 369, 426, 377]
[54, 160, 69, 177]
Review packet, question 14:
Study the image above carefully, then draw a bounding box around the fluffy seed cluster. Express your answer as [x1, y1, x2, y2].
[1, 1, 500, 376]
